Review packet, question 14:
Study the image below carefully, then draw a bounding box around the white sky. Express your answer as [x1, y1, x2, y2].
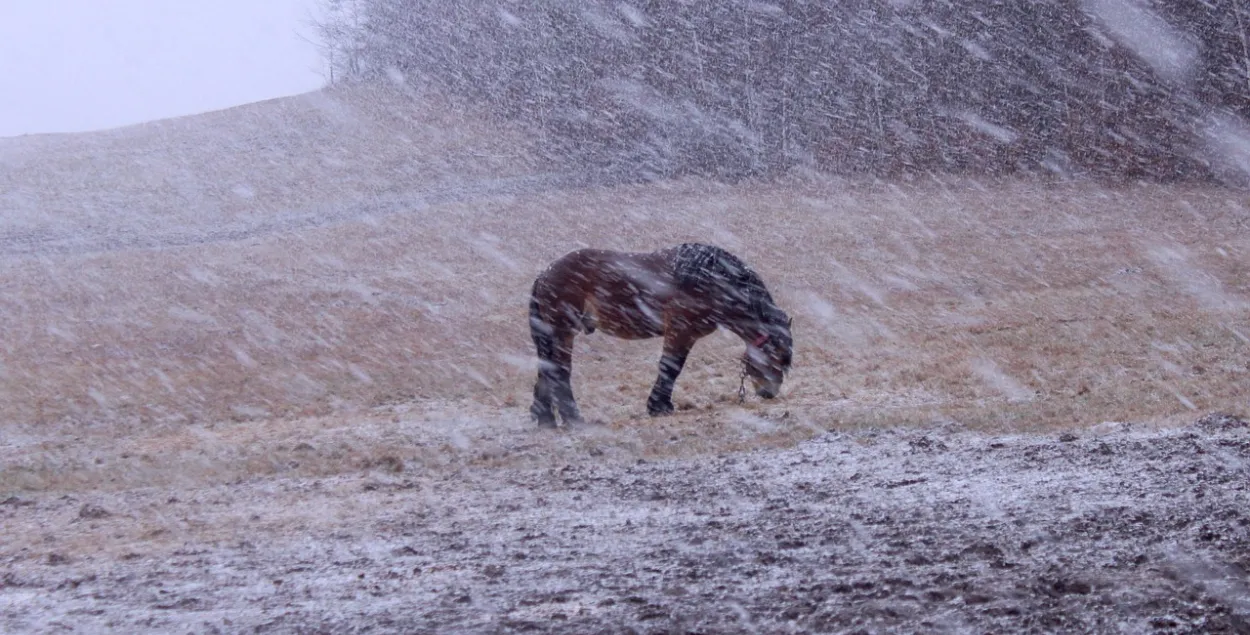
[0, 0, 325, 138]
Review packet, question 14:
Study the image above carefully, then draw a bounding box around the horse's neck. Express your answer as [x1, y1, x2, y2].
[715, 298, 768, 338]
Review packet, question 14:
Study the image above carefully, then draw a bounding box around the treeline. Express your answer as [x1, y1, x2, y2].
[319, 0, 1250, 181]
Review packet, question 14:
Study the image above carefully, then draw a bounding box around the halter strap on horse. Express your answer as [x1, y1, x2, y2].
[739, 332, 770, 403]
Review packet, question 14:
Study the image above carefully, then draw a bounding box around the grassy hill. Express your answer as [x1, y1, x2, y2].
[0, 83, 1247, 490]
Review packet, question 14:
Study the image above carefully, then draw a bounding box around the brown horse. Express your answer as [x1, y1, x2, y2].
[528, 243, 793, 427]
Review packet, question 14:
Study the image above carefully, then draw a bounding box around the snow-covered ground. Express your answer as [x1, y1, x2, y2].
[1, 86, 1248, 632]
[2, 416, 1248, 633]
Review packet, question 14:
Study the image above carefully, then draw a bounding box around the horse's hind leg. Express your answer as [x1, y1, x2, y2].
[529, 313, 558, 428]
[550, 331, 584, 426]
[530, 366, 556, 428]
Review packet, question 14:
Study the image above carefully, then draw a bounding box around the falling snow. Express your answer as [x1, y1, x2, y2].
[3, 1, 1250, 632]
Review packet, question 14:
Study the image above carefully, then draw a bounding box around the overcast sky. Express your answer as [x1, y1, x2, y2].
[0, 0, 325, 138]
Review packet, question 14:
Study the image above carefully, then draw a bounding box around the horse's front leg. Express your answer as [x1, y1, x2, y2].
[647, 332, 694, 417]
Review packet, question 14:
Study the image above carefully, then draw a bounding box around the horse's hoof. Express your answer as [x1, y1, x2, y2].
[536, 419, 558, 429]
[647, 402, 674, 417]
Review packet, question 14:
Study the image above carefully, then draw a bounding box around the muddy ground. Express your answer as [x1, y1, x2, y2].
[3, 414, 1249, 634]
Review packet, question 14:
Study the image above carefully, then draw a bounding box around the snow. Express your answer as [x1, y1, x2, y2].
[2, 419, 1248, 632]
[3, 0, 1250, 629]
[1084, 0, 1199, 85]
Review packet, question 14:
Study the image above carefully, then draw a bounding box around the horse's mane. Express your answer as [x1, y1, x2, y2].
[671, 243, 783, 325]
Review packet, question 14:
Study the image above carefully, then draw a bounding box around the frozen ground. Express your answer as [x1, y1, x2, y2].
[2, 415, 1249, 633]
[2, 86, 1249, 633]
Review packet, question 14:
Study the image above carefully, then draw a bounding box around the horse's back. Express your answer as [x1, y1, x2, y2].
[532, 247, 673, 339]
[535, 248, 619, 292]
[530, 248, 628, 321]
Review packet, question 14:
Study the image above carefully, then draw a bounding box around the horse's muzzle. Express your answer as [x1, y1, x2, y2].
[756, 387, 778, 400]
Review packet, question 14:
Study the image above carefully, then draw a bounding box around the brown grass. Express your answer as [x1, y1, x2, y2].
[1, 89, 1248, 494]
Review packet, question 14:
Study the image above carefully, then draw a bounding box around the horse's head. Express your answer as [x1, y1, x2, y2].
[743, 311, 793, 400]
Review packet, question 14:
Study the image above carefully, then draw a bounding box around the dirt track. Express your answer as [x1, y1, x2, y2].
[3, 416, 1249, 633]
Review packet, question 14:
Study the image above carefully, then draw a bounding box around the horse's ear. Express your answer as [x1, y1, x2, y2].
[788, 317, 794, 329]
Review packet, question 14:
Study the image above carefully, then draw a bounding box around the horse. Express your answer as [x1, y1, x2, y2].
[528, 243, 793, 428]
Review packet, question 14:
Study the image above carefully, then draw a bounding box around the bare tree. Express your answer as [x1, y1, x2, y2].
[309, 0, 367, 83]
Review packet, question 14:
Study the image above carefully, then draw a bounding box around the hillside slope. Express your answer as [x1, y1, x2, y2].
[0, 84, 546, 253]
[0, 83, 1246, 443]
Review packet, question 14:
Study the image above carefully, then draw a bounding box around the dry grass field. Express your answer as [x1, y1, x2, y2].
[1, 85, 1248, 632]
